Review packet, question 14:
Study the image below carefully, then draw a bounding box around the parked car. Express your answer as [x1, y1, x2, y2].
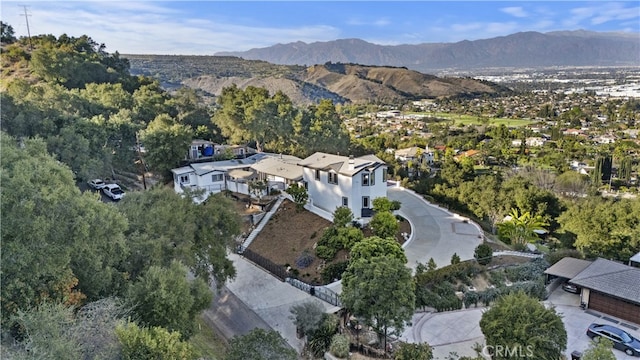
[102, 184, 125, 200]
[562, 281, 580, 294]
[87, 179, 107, 190]
[586, 323, 640, 356]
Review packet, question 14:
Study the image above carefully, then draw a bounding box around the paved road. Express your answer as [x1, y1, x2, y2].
[388, 186, 482, 271]
[400, 286, 640, 360]
[202, 284, 273, 342]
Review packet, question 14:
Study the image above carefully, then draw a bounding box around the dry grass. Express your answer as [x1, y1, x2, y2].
[246, 199, 411, 285]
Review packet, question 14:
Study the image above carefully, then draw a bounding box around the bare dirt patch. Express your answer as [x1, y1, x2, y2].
[247, 199, 411, 285]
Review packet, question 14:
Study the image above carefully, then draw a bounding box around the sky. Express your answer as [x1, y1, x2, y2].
[1, 1, 639, 55]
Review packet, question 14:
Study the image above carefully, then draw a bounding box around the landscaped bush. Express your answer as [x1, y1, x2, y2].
[315, 245, 337, 261]
[503, 280, 547, 300]
[295, 250, 314, 269]
[321, 261, 348, 283]
[415, 261, 482, 288]
[329, 334, 349, 358]
[505, 258, 548, 282]
[546, 249, 583, 265]
[463, 291, 480, 308]
[474, 243, 493, 265]
[415, 281, 463, 312]
[479, 287, 500, 306]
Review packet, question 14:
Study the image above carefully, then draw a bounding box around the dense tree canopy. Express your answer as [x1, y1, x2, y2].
[341, 255, 415, 351]
[559, 197, 640, 261]
[479, 292, 566, 360]
[225, 328, 297, 360]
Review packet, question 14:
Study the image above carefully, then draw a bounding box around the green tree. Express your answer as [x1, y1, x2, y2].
[479, 292, 566, 360]
[141, 113, 193, 179]
[427, 257, 438, 271]
[116, 322, 196, 360]
[558, 197, 640, 261]
[349, 236, 407, 264]
[9, 302, 81, 360]
[285, 183, 308, 210]
[474, 244, 493, 265]
[341, 256, 415, 352]
[581, 338, 616, 360]
[451, 253, 461, 265]
[118, 189, 239, 284]
[394, 342, 434, 360]
[1, 21, 17, 44]
[497, 208, 547, 246]
[1, 133, 128, 322]
[307, 313, 339, 357]
[333, 206, 354, 227]
[370, 210, 400, 239]
[289, 301, 325, 339]
[373, 197, 401, 212]
[126, 261, 212, 339]
[226, 328, 297, 360]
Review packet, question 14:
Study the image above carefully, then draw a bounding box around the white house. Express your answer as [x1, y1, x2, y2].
[299, 152, 387, 218]
[171, 153, 303, 203]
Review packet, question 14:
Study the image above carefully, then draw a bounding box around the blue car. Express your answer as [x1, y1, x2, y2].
[587, 323, 640, 356]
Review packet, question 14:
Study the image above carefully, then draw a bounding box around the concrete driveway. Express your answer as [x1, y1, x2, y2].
[400, 286, 640, 360]
[388, 186, 483, 271]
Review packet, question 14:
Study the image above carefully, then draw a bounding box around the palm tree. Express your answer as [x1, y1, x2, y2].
[498, 208, 548, 247]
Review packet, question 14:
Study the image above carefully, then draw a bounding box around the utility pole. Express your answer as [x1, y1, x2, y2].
[19, 5, 32, 50]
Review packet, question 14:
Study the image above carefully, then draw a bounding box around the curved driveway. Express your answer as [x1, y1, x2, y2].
[388, 186, 482, 271]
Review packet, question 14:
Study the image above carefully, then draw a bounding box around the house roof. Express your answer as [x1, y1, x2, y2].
[189, 154, 266, 176]
[171, 166, 194, 176]
[569, 258, 640, 304]
[298, 152, 385, 176]
[544, 257, 593, 279]
[228, 169, 256, 179]
[395, 147, 422, 158]
[250, 155, 303, 181]
[630, 252, 640, 263]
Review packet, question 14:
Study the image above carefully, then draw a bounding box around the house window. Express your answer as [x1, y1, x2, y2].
[315, 169, 321, 180]
[382, 169, 387, 182]
[342, 197, 348, 207]
[362, 196, 370, 209]
[179, 175, 189, 184]
[328, 172, 338, 185]
[362, 172, 370, 186]
[212, 174, 224, 182]
[371, 171, 375, 185]
[303, 181, 308, 190]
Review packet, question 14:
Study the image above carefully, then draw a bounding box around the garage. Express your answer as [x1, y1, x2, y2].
[588, 291, 640, 325]
[569, 258, 640, 325]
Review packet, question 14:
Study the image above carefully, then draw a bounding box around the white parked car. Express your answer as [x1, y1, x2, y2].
[87, 179, 107, 190]
[102, 184, 125, 200]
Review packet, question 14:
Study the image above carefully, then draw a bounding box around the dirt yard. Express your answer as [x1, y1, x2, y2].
[246, 199, 411, 285]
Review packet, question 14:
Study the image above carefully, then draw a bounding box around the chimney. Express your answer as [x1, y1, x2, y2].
[348, 155, 355, 170]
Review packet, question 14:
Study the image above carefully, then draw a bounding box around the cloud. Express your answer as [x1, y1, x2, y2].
[346, 17, 390, 27]
[501, 6, 528, 18]
[564, 2, 640, 27]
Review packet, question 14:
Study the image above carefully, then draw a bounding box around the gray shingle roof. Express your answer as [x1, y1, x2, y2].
[570, 258, 640, 304]
[298, 152, 385, 176]
[544, 257, 593, 279]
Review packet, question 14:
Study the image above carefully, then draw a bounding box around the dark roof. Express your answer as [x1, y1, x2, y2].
[570, 258, 640, 304]
[544, 257, 592, 279]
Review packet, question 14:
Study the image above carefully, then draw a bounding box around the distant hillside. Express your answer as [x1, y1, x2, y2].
[126, 55, 510, 105]
[215, 31, 640, 73]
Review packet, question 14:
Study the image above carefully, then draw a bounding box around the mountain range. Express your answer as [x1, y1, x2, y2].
[215, 30, 640, 73]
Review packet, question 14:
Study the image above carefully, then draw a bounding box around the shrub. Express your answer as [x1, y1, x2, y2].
[329, 334, 349, 358]
[451, 253, 461, 265]
[315, 245, 336, 261]
[505, 258, 549, 282]
[474, 244, 493, 265]
[295, 251, 314, 269]
[463, 291, 479, 308]
[546, 249, 583, 265]
[321, 261, 348, 283]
